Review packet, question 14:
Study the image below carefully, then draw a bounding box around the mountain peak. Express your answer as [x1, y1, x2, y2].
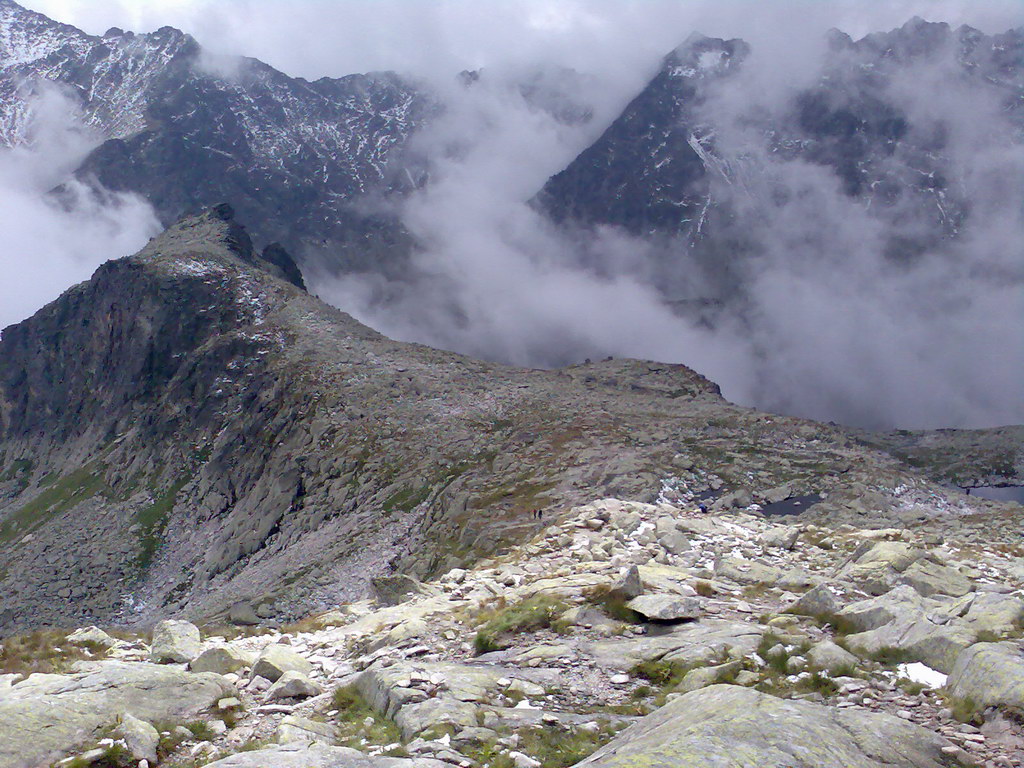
[137, 204, 306, 290]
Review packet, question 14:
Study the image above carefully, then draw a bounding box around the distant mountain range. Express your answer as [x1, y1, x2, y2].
[1, 0, 1021, 306]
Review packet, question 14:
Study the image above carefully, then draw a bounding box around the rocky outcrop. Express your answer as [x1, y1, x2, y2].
[946, 642, 1024, 716]
[0, 661, 233, 768]
[577, 684, 954, 767]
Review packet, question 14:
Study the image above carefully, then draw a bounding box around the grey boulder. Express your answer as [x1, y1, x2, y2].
[252, 645, 314, 682]
[626, 594, 701, 622]
[577, 684, 953, 768]
[150, 619, 202, 664]
[203, 743, 447, 767]
[945, 642, 1024, 716]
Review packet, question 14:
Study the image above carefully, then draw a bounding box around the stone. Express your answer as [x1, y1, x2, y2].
[228, 602, 261, 626]
[577, 684, 954, 767]
[66, 627, 117, 649]
[807, 641, 859, 675]
[0, 660, 233, 768]
[202, 743, 447, 766]
[191, 646, 256, 675]
[586, 619, 763, 671]
[150, 619, 202, 664]
[658, 531, 691, 555]
[252, 645, 314, 682]
[371, 574, 431, 606]
[759, 526, 800, 550]
[276, 715, 339, 745]
[267, 671, 322, 700]
[946, 642, 1024, 716]
[897, 560, 973, 598]
[963, 593, 1024, 637]
[626, 594, 701, 622]
[844, 614, 975, 673]
[608, 565, 643, 600]
[713, 557, 782, 586]
[785, 584, 841, 618]
[117, 713, 159, 764]
[833, 585, 923, 633]
[507, 679, 545, 697]
[675, 661, 742, 694]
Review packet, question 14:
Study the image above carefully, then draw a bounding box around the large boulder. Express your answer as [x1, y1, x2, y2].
[576, 684, 953, 767]
[626, 594, 701, 622]
[833, 585, 924, 633]
[150, 619, 202, 664]
[203, 743, 447, 767]
[839, 541, 924, 595]
[586, 619, 763, 671]
[191, 645, 256, 675]
[807, 640, 859, 675]
[713, 557, 782, 586]
[252, 645, 314, 682]
[0, 660, 233, 768]
[117, 713, 159, 764]
[267, 671, 322, 701]
[897, 559, 973, 598]
[946, 642, 1024, 716]
[785, 584, 841, 618]
[844, 615, 976, 673]
[964, 593, 1024, 637]
[371, 575, 433, 606]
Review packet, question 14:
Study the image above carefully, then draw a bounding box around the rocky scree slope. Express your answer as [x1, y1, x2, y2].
[0, 0, 428, 273]
[4, 496, 1024, 767]
[1, 205, 1021, 638]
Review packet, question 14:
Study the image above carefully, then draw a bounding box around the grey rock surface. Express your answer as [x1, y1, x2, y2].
[577, 684, 953, 767]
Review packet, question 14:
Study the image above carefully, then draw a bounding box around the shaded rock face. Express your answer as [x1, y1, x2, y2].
[577, 684, 952, 768]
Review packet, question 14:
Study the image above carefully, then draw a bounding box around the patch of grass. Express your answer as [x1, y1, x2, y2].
[0, 463, 111, 543]
[332, 684, 403, 746]
[896, 677, 928, 696]
[865, 646, 915, 667]
[135, 476, 190, 569]
[0, 628, 105, 675]
[630, 659, 689, 687]
[383, 484, 432, 513]
[64, 741, 134, 768]
[463, 723, 620, 768]
[948, 694, 980, 725]
[184, 720, 217, 741]
[473, 594, 568, 654]
[796, 671, 840, 697]
[582, 585, 643, 624]
[694, 579, 715, 597]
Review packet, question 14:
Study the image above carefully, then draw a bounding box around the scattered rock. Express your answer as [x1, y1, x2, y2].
[117, 713, 159, 763]
[267, 671, 322, 701]
[626, 594, 701, 622]
[150, 620, 202, 664]
[252, 645, 314, 682]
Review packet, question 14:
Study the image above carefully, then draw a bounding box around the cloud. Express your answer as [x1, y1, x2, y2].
[0, 84, 160, 333]
[12, 0, 1024, 429]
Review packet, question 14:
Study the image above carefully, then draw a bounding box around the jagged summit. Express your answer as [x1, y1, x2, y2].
[139, 203, 307, 290]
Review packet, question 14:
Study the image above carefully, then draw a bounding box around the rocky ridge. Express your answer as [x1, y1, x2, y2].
[3, 495, 1023, 767]
[2, 206, 1022, 636]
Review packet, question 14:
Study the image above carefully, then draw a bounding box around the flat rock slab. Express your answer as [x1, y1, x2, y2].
[204, 743, 447, 767]
[585, 620, 762, 671]
[0, 660, 234, 768]
[577, 684, 953, 768]
[626, 594, 701, 622]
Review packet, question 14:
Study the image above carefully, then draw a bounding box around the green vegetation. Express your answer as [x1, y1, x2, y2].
[582, 584, 643, 625]
[332, 684, 403, 747]
[0, 629, 108, 675]
[383, 483, 432, 513]
[462, 723, 620, 768]
[630, 659, 689, 688]
[694, 579, 715, 597]
[64, 741, 133, 768]
[135, 476, 190, 569]
[473, 594, 568, 654]
[0, 463, 111, 543]
[184, 720, 217, 741]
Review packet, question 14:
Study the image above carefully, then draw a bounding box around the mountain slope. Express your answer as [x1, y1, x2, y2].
[0, 206, 1019, 634]
[0, 0, 426, 273]
[534, 19, 1024, 296]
